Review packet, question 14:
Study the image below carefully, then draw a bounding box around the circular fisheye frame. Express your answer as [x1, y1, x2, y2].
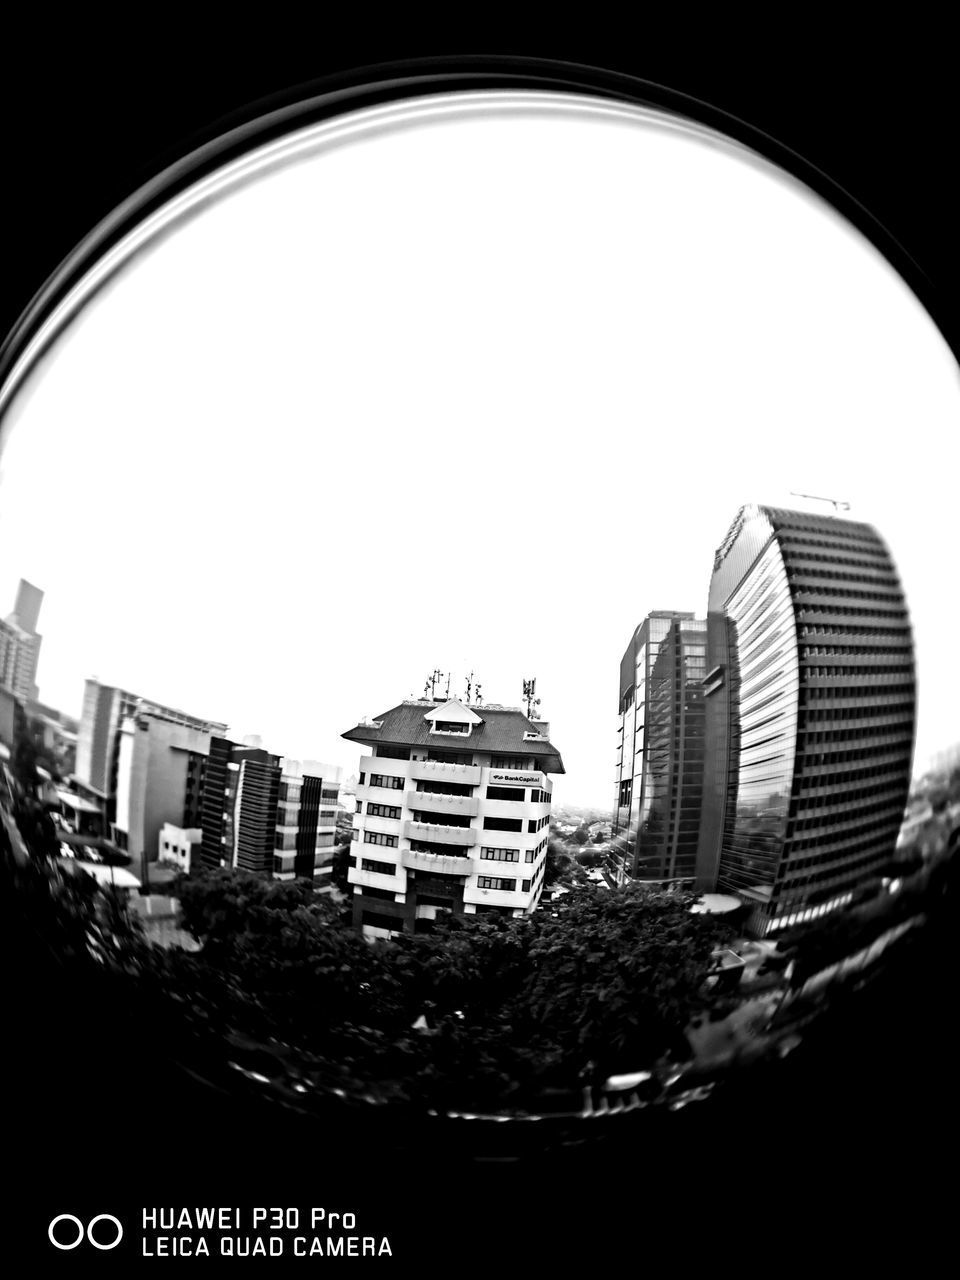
[1, 73, 957, 1161]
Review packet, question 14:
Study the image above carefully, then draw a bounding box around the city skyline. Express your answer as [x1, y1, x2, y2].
[0, 97, 957, 806]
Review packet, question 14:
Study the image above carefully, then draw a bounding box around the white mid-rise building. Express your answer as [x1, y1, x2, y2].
[342, 698, 564, 939]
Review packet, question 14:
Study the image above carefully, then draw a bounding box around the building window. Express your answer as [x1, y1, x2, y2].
[366, 803, 401, 820]
[483, 816, 523, 833]
[376, 744, 411, 760]
[477, 876, 517, 891]
[522, 880, 531, 893]
[369, 774, 404, 790]
[433, 721, 470, 734]
[364, 830, 398, 848]
[480, 847, 520, 862]
[486, 786, 526, 802]
[361, 857, 395, 875]
[361, 885, 397, 901]
[491, 756, 533, 770]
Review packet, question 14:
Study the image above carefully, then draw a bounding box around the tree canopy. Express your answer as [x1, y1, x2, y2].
[166, 868, 732, 1109]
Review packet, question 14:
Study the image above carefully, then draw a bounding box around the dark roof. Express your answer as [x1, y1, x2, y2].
[342, 702, 565, 774]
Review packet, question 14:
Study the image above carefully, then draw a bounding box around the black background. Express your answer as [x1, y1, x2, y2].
[3, 24, 957, 1269]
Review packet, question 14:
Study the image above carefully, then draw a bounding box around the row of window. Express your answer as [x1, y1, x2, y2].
[781, 538, 889, 565]
[483, 816, 522, 833]
[360, 802, 401, 819]
[777, 848, 887, 891]
[790, 811, 900, 854]
[481, 847, 519, 862]
[476, 875, 535, 893]
[791, 795, 903, 832]
[361, 857, 394, 876]
[800, 705, 914, 725]
[368, 773, 404, 790]
[797, 766, 910, 796]
[780, 842, 890, 877]
[364, 830, 398, 848]
[776, 527, 887, 553]
[787, 565, 901, 589]
[801, 645, 913, 659]
[797, 605, 909, 621]
[802, 663, 914, 677]
[487, 785, 525, 802]
[802, 683, 915, 699]
[799, 624, 909, 639]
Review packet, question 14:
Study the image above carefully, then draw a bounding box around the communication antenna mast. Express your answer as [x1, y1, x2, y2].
[444, 671, 451, 700]
[465, 670, 474, 704]
[475, 683, 483, 707]
[522, 677, 541, 720]
[789, 491, 851, 513]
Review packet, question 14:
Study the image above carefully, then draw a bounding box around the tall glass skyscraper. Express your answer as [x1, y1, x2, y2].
[695, 505, 916, 935]
[613, 612, 708, 882]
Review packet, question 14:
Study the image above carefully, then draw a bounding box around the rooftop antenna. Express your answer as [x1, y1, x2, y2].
[475, 682, 483, 707]
[444, 671, 451, 700]
[465, 670, 474, 704]
[522, 677, 541, 720]
[789, 491, 851, 513]
[424, 668, 443, 700]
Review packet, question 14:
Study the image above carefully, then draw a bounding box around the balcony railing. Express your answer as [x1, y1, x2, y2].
[403, 820, 478, 848]
[410, 760, 482, 786]
[405, 790, 479, 818]
[403, 849, 473, 876]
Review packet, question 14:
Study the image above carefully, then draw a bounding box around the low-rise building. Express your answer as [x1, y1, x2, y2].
[158, 822, 203, 872]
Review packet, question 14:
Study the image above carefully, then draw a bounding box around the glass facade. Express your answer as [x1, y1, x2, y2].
[613, 612, 705, 882]
[696, 505, 915, 934]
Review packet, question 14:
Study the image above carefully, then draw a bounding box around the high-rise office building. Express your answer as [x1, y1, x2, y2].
[342, 697, 564, 939]
[199, 736, 341, 881]
[113, 712, 214, 875]
[0, 579, 43, 703]
[695, 504, 916, 935]
[613, 612, 707, 882]
[74, 678, 228, 822]
[0, 686, 27, 757]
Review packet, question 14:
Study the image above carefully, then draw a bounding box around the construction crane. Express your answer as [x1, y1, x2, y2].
[789, 491, 850, 513]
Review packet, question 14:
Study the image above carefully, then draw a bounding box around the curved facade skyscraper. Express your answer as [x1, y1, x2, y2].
[695, 505, 916, 936]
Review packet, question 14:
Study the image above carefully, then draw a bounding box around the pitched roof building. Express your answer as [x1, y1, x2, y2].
[342, 698, 564, 938]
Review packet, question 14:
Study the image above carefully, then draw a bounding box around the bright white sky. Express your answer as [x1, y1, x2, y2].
[1, 93, 957, 807]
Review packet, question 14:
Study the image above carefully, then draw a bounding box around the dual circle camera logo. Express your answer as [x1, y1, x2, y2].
[48, 1214, 123, 1251]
